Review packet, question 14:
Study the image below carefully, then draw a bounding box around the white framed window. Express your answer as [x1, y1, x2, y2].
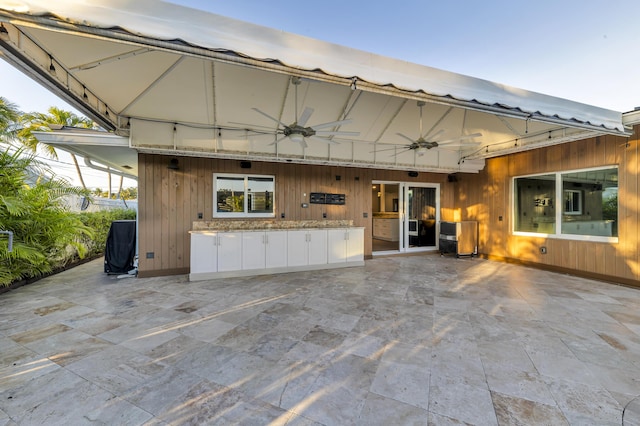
[512, 166, 618, 241]
[214, 173, 275, 218]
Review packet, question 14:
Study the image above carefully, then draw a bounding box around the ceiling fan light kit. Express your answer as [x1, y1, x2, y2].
[252, 76, 359, 148]
[374, 100, 482, 157]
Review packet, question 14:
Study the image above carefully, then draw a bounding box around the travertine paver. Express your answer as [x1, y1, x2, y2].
[1, 255, 639, 425]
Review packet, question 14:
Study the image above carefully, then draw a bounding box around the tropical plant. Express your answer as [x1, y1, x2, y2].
[0, 146, 93, 287]
[0, 97, 20, 139]
[119, 187, 138, 200]
[18, 106, 96, 189]
[92, 186, 138, 200]
[77, 208, 137, 257]
[602, 191, 618, 221]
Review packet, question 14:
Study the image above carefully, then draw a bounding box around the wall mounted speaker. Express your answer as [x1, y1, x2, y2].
[408, 171, 419, 178]
[240, 161, 252, 169]
[448, 174, 458, 182]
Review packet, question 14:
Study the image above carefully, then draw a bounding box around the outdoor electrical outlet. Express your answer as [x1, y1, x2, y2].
[146, 252, 155, 259]
[322, 213, 327, 219]
[540, 247, 547, 254]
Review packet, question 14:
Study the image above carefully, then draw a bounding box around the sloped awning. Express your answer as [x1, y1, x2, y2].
[0, 0, 629, 175]
[33, 127, 136, 180]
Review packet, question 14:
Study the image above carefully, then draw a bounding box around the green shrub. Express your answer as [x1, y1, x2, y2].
[76, 208, 137, 257]
[0, 147, 94, 287]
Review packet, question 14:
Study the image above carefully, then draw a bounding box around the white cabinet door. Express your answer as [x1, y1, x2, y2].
[327, 228, 364, 263]
[242, 232, 266, 270]
[327, 229, 347, 263]
[190, 232, 217, 273]
[287, 229, 309, 267]
[307, 229, 328, 265]
[217, 232, 242, 272]
[265, 230, 288, 268]
[345, 228, 364, 262]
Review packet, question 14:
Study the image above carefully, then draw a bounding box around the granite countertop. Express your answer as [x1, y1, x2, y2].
[191, 219, 355, 231]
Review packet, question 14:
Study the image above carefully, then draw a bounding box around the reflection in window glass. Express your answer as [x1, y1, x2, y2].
[561, 168, 617, 237]
[247, 177, 274, 213]
[514, 174, 556, 233]
[214, 174, 275, 217]
[513, 167, 618, 238]
[216, 177, 245, 213]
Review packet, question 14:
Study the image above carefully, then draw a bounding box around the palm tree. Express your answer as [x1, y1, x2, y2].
[0, 97, 20, 141]
[18, 106, 96, 189]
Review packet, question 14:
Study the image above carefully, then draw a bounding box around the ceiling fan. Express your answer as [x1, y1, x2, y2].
[375, 101, 481, 156]
[252, 76, 359, 148]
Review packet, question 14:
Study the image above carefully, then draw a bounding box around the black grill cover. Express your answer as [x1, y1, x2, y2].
[104, 220, 136, 274]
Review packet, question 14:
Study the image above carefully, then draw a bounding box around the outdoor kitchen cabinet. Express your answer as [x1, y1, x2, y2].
[242, 230, 288, 270]
[190, 231, 242, 274]
[287, 229, 328, 267]
[189, 226, 364, 281]
[327, 228, 365, 263]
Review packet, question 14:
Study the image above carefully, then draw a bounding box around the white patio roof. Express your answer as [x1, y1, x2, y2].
[0, 0, 629, 175]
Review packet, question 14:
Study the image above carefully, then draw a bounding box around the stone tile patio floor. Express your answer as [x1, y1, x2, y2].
[1, 255, 640, 425]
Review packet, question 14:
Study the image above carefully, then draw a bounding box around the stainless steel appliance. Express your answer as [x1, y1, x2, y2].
[439, 221, 478, 257]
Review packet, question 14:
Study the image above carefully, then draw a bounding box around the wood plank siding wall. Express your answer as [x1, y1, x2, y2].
[137, 154, 452, 277]
[454, 127, 640, 287]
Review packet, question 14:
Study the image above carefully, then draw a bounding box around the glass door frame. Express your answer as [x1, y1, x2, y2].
[372, 180, 440, 255]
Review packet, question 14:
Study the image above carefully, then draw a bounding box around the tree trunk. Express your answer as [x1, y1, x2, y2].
[107, 167, 112, 198]
[70, 154, 86, 190]
[116, 175, 124, 199]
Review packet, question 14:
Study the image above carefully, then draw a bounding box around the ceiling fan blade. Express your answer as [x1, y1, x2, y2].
[396, 132, 417, 144]
[390, 148, 412, 157]
[297, 107, 314, 126]
[437, 132, 482, 145]
[308, 135, 339, 145]
[252, 108, 288, 128]
[370, 146, 408, 153]
[267, 135, 288, 146]
[311, 118, 353, 130]
[423, 129, 445, 141]
[315, 130, 359, 137]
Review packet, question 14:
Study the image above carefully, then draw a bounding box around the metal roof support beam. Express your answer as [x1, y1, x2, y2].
[0, 29, 115, 130]
[84, 157, 137, 181]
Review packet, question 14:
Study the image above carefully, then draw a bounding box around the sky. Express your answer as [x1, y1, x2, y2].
[2, 0, 640, 187]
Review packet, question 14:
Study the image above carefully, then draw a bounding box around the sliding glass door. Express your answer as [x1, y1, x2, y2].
[404, 184, 439, 250]
[372, 181, 439, 254]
